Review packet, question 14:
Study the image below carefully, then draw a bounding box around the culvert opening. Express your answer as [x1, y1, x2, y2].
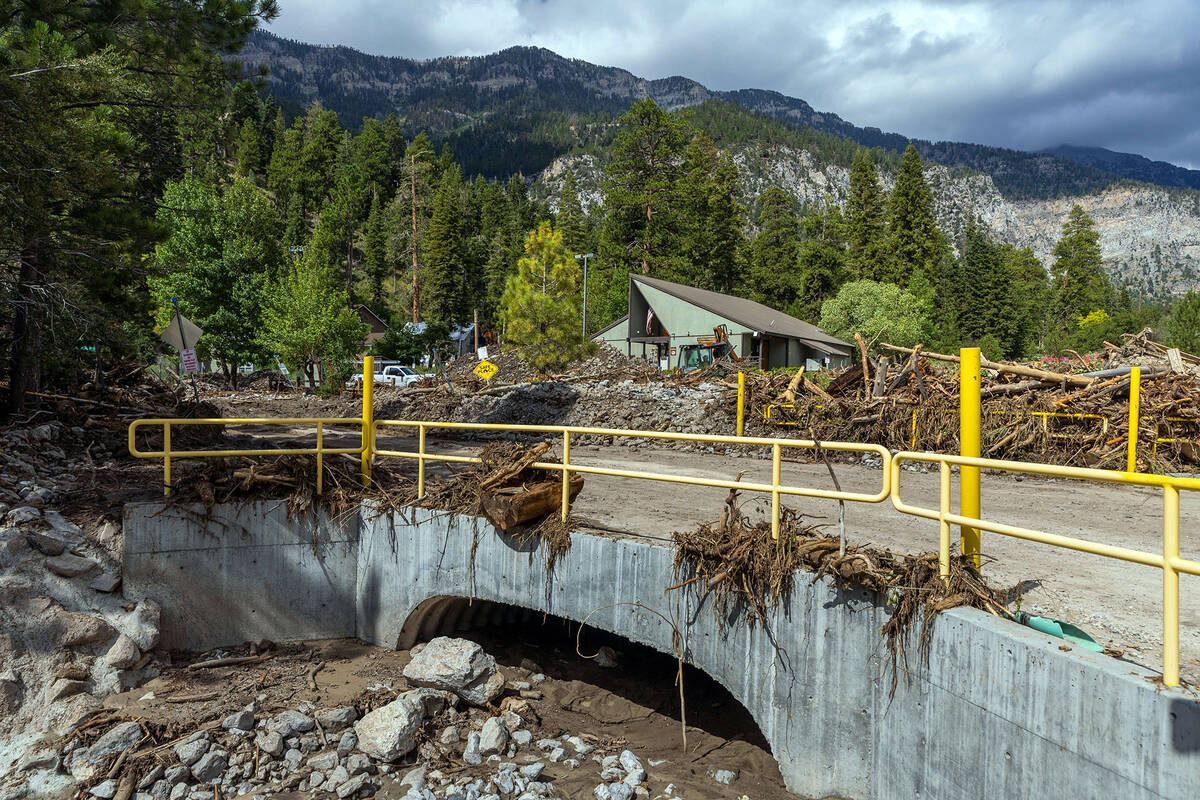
[403, 596, 794, 799]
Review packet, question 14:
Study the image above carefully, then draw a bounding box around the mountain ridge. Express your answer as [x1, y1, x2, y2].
[238, 30, 1142, 201]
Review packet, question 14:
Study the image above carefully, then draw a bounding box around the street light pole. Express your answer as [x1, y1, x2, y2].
[575, 253, 594, 346]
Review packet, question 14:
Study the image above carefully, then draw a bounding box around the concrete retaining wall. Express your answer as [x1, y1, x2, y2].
[124, 502, 1200, 799]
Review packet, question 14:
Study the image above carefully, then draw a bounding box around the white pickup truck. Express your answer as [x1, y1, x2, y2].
[346, 364, 423, 388]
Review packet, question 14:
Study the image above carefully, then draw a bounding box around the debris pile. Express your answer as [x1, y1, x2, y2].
[754, 332, 1200, 471]
[671, 489, 1014, 693]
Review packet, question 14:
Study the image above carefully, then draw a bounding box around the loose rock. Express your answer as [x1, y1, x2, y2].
[402, 637, 504, 706]
[354, 688, 449, 761]
[45, 553, 97, 577]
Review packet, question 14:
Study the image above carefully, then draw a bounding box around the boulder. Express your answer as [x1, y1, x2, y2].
[354, 689, 449, 762]
[81, 724, 145, 772]
[48, 677, 88, 702]
[267, 710, 314, 737]
[128, 600, 160, 651]
[190, 750, 228, 783]
[46, 553, 98, 577]
[315, 705, 357, 731]
[254, 730, 284, 757]
[89, 572, 122, 593]
[6, 506, 41, 525]
[462, 732, 482, 765]
[0, 671, 22, 716]
[478, 717, 508, 756]
[401, 637, 503, 706]
[104, 635, 140, 670]
[25, 531, 67, 556]
[220, 710, 254, 731]
[173, 737, 209, 767]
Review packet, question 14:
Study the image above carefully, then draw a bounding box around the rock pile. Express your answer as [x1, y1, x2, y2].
[11, 637, 723, 800]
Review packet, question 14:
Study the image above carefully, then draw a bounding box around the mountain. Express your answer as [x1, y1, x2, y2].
[235, 31, 1200, 297]
[1042, 145, 1200, 191]
[238, 31, 1125, 200]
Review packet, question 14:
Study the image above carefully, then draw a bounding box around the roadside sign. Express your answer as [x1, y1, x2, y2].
[160, 315, 204, 351]
[477, 346, 489, 360]
[180, 348, 199, 374]
[473, 360, 499, 381]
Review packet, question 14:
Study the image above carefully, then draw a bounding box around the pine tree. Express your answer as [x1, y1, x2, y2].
[748, 187, 801, 305]
[794, 207, 848, 321]
[424, 165, 467, 326]
[235, 120, 262, 178]
[362, 194, 389, 306]
[500, 223, 584, 371]
[556, 171, 588, 254]
[676, 134, 744, 291]
[600, 99, 691, 277]
[1000, 245, 1049, 357]
[845, 149, 891, 281]
[1166, 291, 1200, 354]
[887, 144, 945, 285]
[956, 222, 1011, 346]
[1050, 205, 1106, 325]
[296, 105, 345, 212]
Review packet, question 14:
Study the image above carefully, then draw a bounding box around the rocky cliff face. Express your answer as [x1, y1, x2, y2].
[535, 149, 1200, 296]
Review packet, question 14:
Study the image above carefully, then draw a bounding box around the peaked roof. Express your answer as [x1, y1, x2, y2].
[631, 274, 852, 355]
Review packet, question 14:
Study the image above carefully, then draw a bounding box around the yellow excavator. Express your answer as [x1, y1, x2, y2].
[676, 324, 743, 372]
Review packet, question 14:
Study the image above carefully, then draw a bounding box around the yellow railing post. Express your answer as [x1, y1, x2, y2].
[736, 372, 745, 436]
[1163, 483, 1180, 686]
[1127, 366, 1141, 473]
[770, 442, 782, 539]
[561, 430, 571, 522]
[417, 424, 426, 500]
[960, 347, 982, 567]
[361, 355, 374, 487]
[163, 422, 172, 498]
[939, 461, 952, 582]
[316, 422, 324, 495]
[911, 407, 918, 451]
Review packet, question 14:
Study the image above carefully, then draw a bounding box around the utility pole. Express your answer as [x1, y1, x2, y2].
[575, 253, 595, 346]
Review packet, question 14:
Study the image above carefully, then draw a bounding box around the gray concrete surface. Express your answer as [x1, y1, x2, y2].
[124, 501, 1200, 799]
[123, 501, 358, 650]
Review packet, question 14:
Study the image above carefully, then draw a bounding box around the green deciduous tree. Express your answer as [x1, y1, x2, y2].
[151, 176, 282, 381]
[500, 223, 584, 372]
[259, 261, 367, 388]
[819, 280, 928, 350]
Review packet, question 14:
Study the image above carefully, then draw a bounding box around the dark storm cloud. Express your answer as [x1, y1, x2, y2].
[267, 0, 1200, 168]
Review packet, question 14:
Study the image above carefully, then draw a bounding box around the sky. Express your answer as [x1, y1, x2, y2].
[266, 0, 1200, 169]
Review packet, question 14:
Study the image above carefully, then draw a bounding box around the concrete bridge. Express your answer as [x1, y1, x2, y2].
[124, 500, 1199, 799]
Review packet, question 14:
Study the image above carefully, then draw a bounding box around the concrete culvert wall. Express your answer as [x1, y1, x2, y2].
[124, 501, 1200, 800]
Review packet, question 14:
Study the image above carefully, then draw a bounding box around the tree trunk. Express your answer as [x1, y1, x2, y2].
[5, 245, 37, 420]
[481, 474, 584, 531]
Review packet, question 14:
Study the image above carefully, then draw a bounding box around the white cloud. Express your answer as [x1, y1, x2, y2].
[266, 0, 1200, 168]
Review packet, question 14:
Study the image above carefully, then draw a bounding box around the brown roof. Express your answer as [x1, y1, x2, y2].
[631, 275, 852, 356]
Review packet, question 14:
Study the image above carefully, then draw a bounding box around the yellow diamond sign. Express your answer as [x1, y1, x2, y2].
[473, 359, 499, 381]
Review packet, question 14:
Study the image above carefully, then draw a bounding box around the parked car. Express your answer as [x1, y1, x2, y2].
[346, 364, 423, 388]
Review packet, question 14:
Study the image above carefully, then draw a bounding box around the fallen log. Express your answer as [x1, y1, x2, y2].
[482, 474, 584, 531]
[880, 343, 1095, 388]
[186, 653, 273, 671]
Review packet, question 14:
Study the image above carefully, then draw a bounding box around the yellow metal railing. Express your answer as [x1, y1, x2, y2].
[889, 449, 1200, 686]
[128, 417, 366, 496]
[371, 420, 891, 536]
